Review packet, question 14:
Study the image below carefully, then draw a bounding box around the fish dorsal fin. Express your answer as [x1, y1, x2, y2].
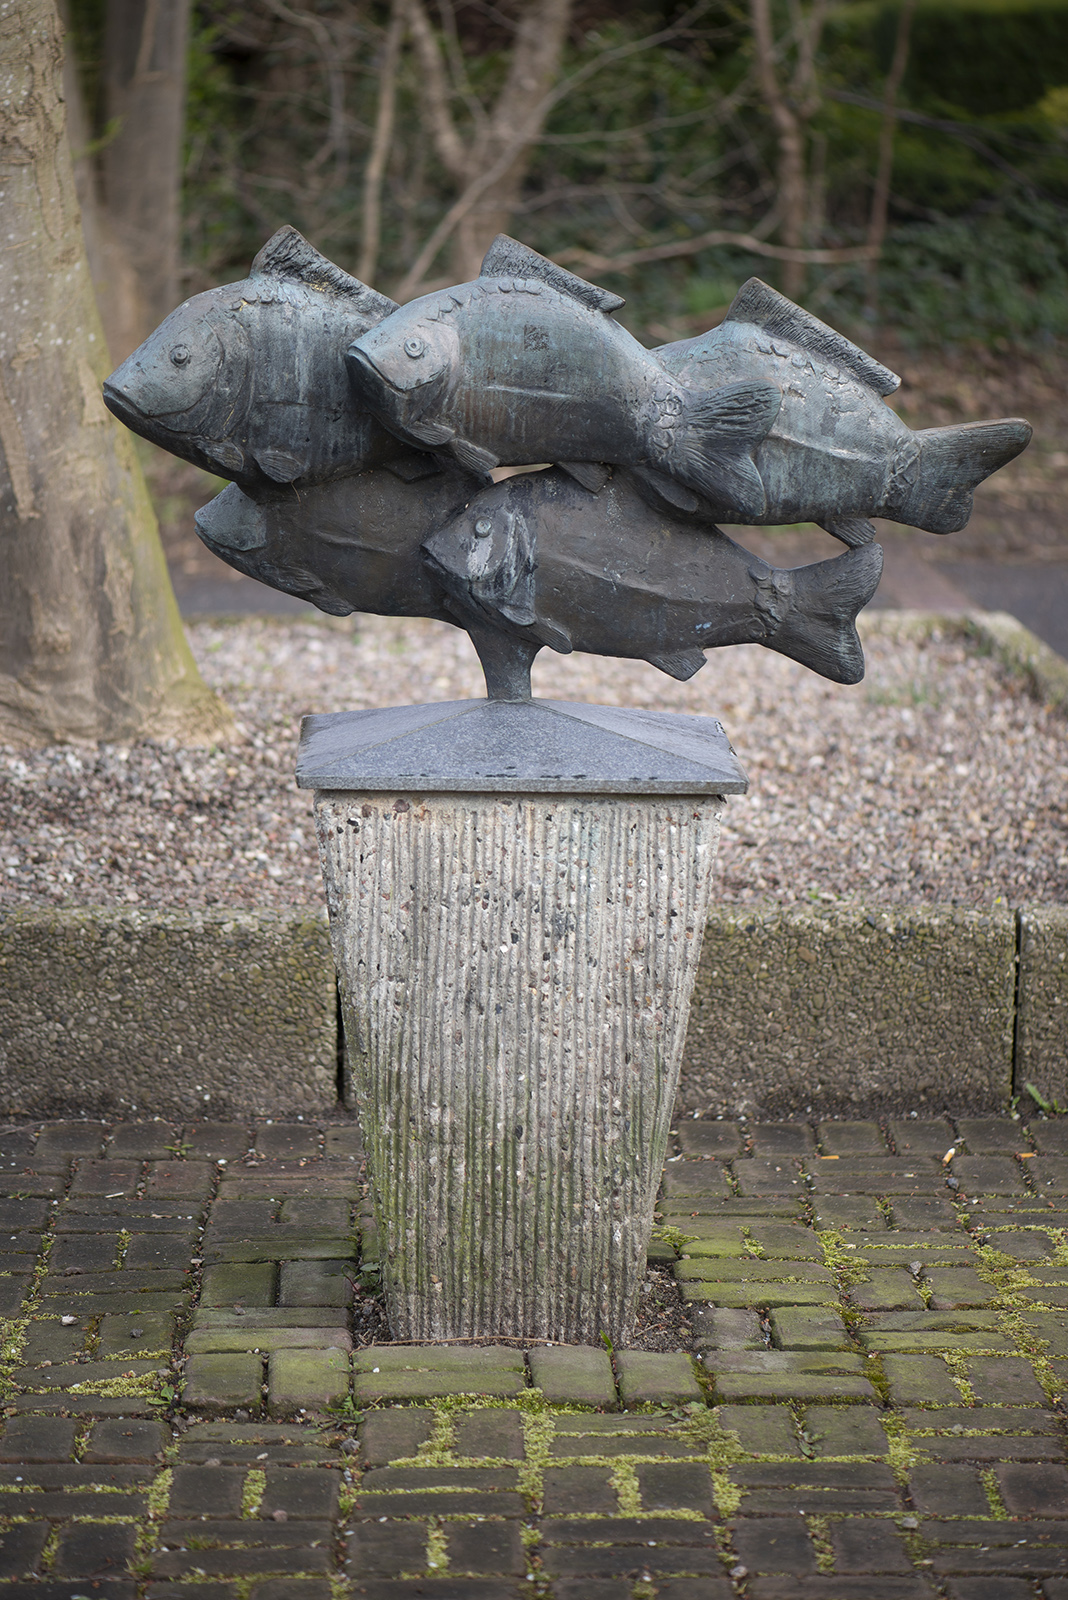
[479, 235, 625, 314]
[725, 277, 900, 397]
[250, 225, 398, 324]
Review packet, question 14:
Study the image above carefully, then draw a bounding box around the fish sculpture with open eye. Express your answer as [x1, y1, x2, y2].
[346, 235, 783, 520]
[102, 226, 1033, 700]
[347, 235, 1031, 544]
[102, 226, 405, 490]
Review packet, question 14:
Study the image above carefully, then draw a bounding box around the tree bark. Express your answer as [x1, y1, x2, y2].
[102, 0, 190, 355]
[749, 0, 826, 300]
[58, 0, 145, 366]
[451, 0, 573, 281]
[0, 0, 232, 747]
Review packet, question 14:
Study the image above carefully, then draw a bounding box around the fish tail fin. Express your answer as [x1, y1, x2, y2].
[670, 380, 781, 518]
[818, 516, 877, 548]
[764, 541, 884, 684]
[888, 417, 1032, 534]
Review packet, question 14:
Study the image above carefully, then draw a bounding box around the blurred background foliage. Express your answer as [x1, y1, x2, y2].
[64, 0, 1068, 350]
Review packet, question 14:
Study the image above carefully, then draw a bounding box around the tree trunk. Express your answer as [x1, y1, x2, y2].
[404, 0, 574, 291]
[865, 0, 915, 317]
[450, 0, 574, 282]
[750, 0, 826, 301]
[358, 2, 405, 286]
[0, 0, 232, 747]
[58, 0, 145, 366]
[102, 0, 190, 355]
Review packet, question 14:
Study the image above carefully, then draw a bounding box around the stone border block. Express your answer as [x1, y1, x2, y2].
[1016, 905, 1068, 1112]
[530, 1345, 617, 1409]
[0, 908, 337, 1117]
[183, 1351, 264, 1411]
[268, 1346, 350, 1414]
[615, 1351, 703, 1408]
[681, 904, 1015, 1117]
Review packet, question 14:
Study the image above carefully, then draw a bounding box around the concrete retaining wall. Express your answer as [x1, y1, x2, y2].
[0, 903, 1064, 1117]
[0, 909, 337, 1118]
[1015, 906, 1068, 1114]
[681, 904, 1017, 1118]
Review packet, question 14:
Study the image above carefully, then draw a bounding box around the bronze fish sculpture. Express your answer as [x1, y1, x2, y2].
[346, 235, 783, 518]
[102, 226, 403, 490]
[98, 223, 1032, 701]
[652, 277, 1033, 543]
[193, 461, 883, 696]
[347, 233, 1030, 542]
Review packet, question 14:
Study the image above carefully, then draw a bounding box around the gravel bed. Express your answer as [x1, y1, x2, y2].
[2, 611, 1066, 911]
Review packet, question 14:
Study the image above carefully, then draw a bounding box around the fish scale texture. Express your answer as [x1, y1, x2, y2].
[0, 1112, 1066, 1597]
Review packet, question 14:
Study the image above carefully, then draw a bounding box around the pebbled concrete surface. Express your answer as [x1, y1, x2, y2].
[0, 1112, 1066, 1595]
[684, 903, 1018, 1119]
[0, 909, 337, 1118]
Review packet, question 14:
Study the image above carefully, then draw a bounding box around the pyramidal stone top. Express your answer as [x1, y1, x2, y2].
[297, 699, 747, 796]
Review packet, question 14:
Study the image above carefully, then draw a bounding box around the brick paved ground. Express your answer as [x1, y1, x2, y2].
[0, 1114, 1066, 1598]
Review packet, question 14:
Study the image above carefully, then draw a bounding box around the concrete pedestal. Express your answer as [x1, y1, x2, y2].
[298, 698, 745, 1344]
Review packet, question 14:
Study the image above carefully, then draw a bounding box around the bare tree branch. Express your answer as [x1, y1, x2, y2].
[405, 0, 468, 179]
[395, 0, 716, 298]
[436, 0, 487, 130]
[865, 0, 914, 314]
[359, 1, 405, 284]
[827, 89, 1038, 190]
[261, 0, 349, 181]
[559, 229, 875, 274]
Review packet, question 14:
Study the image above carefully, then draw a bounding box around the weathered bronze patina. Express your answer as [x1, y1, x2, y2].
[104, 226, 1032, 701]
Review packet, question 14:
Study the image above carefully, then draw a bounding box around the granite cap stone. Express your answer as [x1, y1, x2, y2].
[296, 698, 747, 795]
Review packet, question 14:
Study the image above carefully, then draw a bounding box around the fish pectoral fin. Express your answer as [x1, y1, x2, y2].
[677, 448, 767, 521]
[406, 419, 455, 447]
[479, 234, 626, 314]
[194, 484, 268, 553]
[558, 460, 611, 494]
[630, 467, 702, 515]
[199, 438, 245, 474]
[646, 648, 706, 681]
[449, 437, 500, 477]
[667, 380, 782, 518]
[253, 447, 309, 483]
[686, 379, 782, 441]
[819, 517, 877, 548]
[530, 617, 573, 654]
[497, 600, 539, 628]
[384, 451, 445, 482]
[724, 277, 901, 397]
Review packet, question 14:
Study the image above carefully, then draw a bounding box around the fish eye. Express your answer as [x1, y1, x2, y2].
[403, 337, 426, 359]
[170, 345, 191, 366]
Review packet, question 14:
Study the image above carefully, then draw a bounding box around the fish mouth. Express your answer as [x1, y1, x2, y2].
[104, 376, 226, 476]
[346, 345, 401, 396]
[347, 343, 440, 397]
[101, 379, 145, 430]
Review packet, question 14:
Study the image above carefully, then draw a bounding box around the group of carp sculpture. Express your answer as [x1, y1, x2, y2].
[103, 227, 1032, 699]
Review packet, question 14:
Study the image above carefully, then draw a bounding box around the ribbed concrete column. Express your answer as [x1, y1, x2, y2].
[298, 698, 745, 1344]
